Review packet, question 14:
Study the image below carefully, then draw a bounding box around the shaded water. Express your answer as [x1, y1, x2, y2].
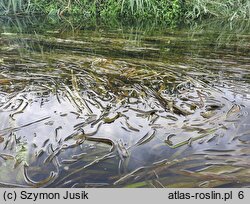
[0, 17, 250, 187]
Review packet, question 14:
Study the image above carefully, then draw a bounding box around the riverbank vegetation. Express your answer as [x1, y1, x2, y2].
[0, 0, 250, 23]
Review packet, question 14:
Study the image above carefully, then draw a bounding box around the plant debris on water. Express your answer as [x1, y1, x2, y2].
[0, 17, 250, 187]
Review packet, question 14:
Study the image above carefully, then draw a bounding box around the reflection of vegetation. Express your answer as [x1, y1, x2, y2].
[189, 19, 250, 48]
[1, 16, 250, 51]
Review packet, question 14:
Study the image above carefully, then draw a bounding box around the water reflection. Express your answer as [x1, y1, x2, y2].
[0, 17, 250, 187]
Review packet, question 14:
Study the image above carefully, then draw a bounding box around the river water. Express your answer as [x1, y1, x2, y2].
[0, 17, 250, 187]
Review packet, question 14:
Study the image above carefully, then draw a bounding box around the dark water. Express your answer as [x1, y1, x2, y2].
[0, 17, 250, 188]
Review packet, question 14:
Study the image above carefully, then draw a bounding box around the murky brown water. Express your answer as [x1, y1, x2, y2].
[0, 17, 250, 187]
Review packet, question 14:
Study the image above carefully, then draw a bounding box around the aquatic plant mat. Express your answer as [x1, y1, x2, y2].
[0, 17, 250, 187]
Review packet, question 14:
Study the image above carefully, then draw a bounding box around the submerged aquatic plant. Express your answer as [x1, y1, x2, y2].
[1, 16, 250, 188]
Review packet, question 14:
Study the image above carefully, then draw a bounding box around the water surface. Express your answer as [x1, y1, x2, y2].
[0, 17, 250, 187]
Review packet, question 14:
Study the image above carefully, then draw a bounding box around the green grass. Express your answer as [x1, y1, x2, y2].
[0, 0, 249, 23]
[185, 0, 250, 21]
[0, 0, 32, 15]
[0, 0, 183, 23]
